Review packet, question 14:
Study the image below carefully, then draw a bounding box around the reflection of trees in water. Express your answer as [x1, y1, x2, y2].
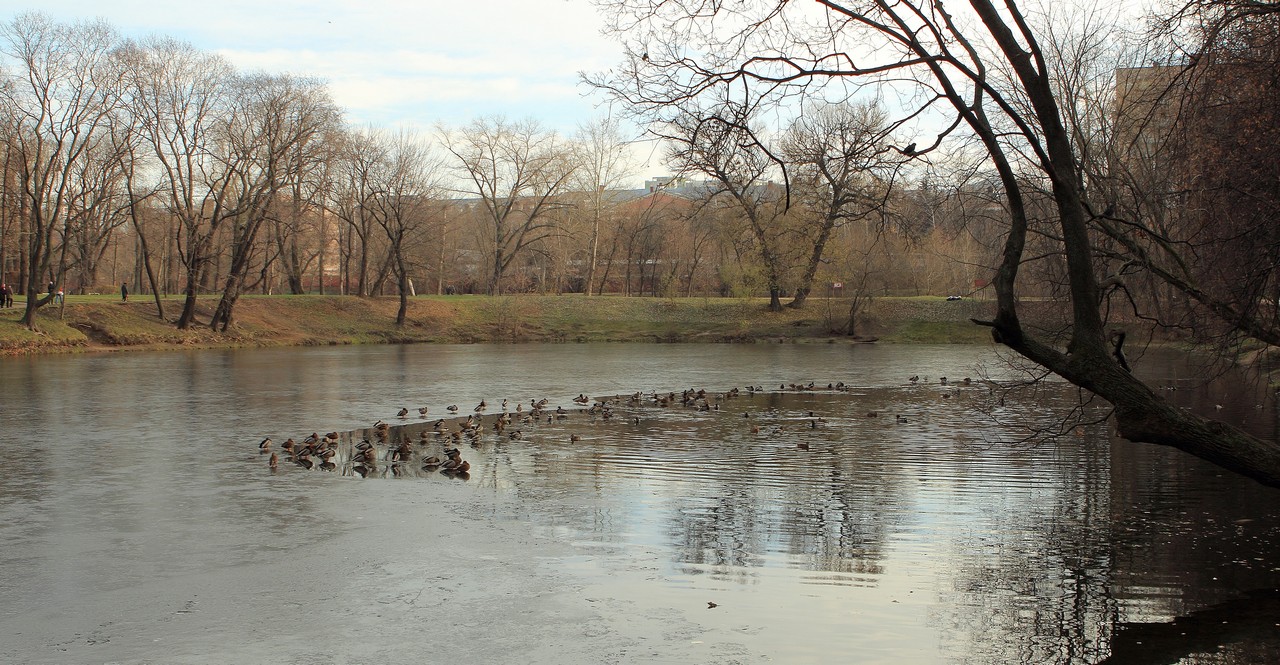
[926, 432, 1118, 665]
[357, 381, 1280, 663]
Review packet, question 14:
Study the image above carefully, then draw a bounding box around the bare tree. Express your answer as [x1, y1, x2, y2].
[122, 36, 237, 328]
[0, 13, 124, 329]
[207, 73, 340, 331]
[441, 117, 575, 294]
[571, 116, 634, 295]
[661, 102, 794, 310]
[592, 0, 1280, 486]
[780, 100, 898, 308]
[365, 130, 444, 325]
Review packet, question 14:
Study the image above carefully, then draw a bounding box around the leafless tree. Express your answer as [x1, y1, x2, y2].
[441, 117, 575, 294]
[365, 130, 444, 325]
[571, 116, 634, 295]
[591, 0, 1280, 486]
[122, 35, 237, 328]
[0, 13, 124, 329]
[661, 102, 794, 310]
[207, 73, 340, 331]
[780, 100, 899, 308]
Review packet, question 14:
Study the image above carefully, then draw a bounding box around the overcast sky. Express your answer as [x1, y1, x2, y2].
[21, 2, 639, 146]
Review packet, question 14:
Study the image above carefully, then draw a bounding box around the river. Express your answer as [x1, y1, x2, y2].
[1, 342, 1278, 664]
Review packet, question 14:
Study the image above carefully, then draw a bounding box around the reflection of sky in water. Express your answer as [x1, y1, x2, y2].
[2, 343, 1279, 663]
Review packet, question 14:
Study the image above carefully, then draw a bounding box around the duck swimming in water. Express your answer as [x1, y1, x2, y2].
[259, 437, 272, 451]
[397, 408, 409, 419]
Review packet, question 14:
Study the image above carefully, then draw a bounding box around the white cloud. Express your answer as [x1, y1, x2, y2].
[26, 1, 624, 130]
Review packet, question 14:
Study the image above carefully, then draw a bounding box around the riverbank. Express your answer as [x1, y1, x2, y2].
[0, 293, 1011, 355]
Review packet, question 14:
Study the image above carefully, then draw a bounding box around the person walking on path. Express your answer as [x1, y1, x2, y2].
[121, 282, 128, 302]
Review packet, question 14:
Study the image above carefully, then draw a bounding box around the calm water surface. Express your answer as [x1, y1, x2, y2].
[2, 343, 1279, 664]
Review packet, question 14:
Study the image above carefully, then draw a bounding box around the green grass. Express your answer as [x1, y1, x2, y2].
[0, 293, 1007, 355]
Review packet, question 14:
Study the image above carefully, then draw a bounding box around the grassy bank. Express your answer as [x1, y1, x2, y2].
[0, 293, 1001, 355]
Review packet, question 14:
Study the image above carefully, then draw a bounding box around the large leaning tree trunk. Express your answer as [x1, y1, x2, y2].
[589, 0, 1280, 487]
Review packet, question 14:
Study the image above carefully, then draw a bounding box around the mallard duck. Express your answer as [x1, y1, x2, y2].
[259, 437, 272, 451]
[570, 434, 581, 442]
[282, 438, 296, 453]
[573, 394, 590, 404]
[295, 453, 314, 469]
[446, 405, 459, 413]
[422, 455, 442, 469]
[501, 399, 509, 411]
[303, 432, 319, 445]
[474, 400, 486, 412]
[269, 452, 279, 469]
[418, 407, 429, 417]
[397, 408, 409, 419]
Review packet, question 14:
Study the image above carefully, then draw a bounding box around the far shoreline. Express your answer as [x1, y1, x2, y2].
[0, 293, 1045, 357]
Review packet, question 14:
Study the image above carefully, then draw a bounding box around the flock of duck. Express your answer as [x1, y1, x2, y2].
[257, 395, 613, 479]
[254, 377, 977, 479]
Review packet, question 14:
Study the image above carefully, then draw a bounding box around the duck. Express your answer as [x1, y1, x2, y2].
[940, 377, 948, 385]
[896, 415, 908, 424]
[303, 432, 320, 445]
[797, 442, 810, 450]
[418, 407, 429, 417]
[909, 375, 919, 383]
[446, 405, 459, 413]
[269, 452, 279, 469]
[397, 408, 409, 419]
[295, 453, 314, 469]
[474, 400, 487, 412]
[570, 434, 582, 442]
[259, 437, 272, 451]
[573, 394, 590, 404]
[282, 438, 296, 453]
[422, 455, 442, 469]
[508, 430, 523, 440]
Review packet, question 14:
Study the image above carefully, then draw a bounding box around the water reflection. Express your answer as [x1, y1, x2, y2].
[2, 343, 1279, 663]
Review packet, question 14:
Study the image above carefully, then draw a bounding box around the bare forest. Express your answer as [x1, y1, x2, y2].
[0, 11, 1068, 334]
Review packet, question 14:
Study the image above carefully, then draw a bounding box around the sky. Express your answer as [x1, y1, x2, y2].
[16, 1, 666, 179]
